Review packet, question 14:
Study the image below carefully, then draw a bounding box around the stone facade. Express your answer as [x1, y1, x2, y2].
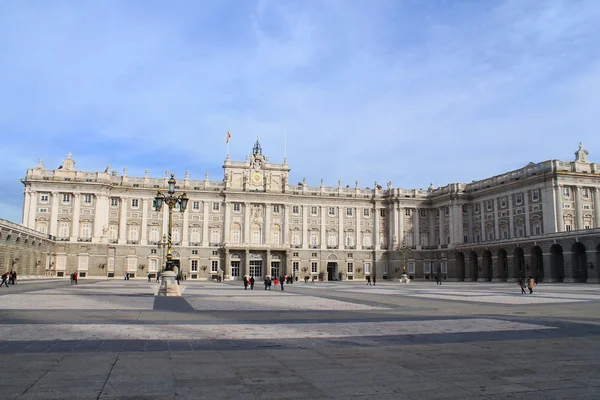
[8, 141, 600, 282]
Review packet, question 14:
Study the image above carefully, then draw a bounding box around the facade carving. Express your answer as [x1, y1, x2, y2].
[5, 140, 599, 282]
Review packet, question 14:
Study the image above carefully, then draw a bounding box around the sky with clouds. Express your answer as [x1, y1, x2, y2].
[1, 0, 599, 224]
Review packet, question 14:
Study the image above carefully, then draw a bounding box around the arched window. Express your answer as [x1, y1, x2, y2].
[291, 229, 301, 245]
[363, 231, 372, 247]
[58, 222, 70, 239]
[230, 223, 241, 244]
[251, 224, 262, 244]
[128, 225, 139, 241]
[327, 230, 337, 246]
[271, 225, 281, 245]
[80, 222, 92, 239]
[310, 230, 319, 247]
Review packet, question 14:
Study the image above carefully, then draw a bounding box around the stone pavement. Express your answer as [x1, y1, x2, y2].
[0, 279, 599, 399]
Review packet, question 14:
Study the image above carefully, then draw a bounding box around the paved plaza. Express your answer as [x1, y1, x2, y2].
[0, 279, 599, 399]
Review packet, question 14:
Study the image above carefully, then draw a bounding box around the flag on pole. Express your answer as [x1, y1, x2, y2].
[226, 130, 231, 143]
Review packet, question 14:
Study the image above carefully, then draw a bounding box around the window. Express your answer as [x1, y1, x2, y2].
[78, 256, 89, 271]
[516, 193, 523, 205]
[500, 197, 507, 208]
[108, 225, 118, 241]
[441, 261, 447, 274]
[128, 225, 139, 241]
[151, 249, 157, 254]
[292, 230, 300, 245]
[83, 194, 92, 204]
[565, 224, 572, 232]
[62, 194, 71, 204]
[310, 231, 318, 246]
[535, 226, 541, 235]
[327, 231, 337, 246]
[405, 208, 411, 216]
[363, 209, 370, 217]
[347, 253, 353, 258]
[311, 262, 318, 273]
[408, 262, 415, 274]
[211, 228, 221, 244]
[149, 227, 160, 243]
[192, 250, 198, 255]
[80, 222, 91, 239]
[191, 260, 198, 272]
[131, 199, 139, 208]
[149, 259, 157, 272]
[424, 262, 431, 274]
[190, 228, 200, 244]
[58, 222, 69, 238]
[487, 201, 492, 211]
[383, 263, 388, 275]
[345, 233, 355, 247]
[293, 252, 299, 257]
[292, 205, 300, 215]
[380, 209, 386, 218]
[192, 201, 200, 210]
[211, 260, 218, 273]
[582, 188, 589, 199]
[212, 250, 218, 256]
[420, 209, 427, 217]
[273, 205, 280, 213]
[213, 202, 220, 211]
[40, 194, 49, 203]
[232, 229, 241, 244]
[311, 252, 317, 257]
[311, 206, 318, 216]
[233, 203, 240, 212]
[36, 223, 48, 234]
[111, 198, 118, 207]
[562, 187, 570, 198]
[462, 205, 467, 214]
[532, 189, 539, 201]
[293, 262, 299, 273]
[329, 207, 335, 216]
[172, 227, 181, 243]
[363, 232, 372, 247]
[585, 225, 591, 229]
[272, 228, 281, 245]
[38, 208, 48, 213]
[445, 207, 449, 216]
[363, 262, 371, 275]
[346, 208, 353, 217]
[347, 262, 354, 273]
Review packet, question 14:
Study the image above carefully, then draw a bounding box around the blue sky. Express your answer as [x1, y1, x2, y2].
[1, 0, 599, 224]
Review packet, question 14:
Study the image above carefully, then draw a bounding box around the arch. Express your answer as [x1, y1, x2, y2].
[571, 242, 588, 282]
[497, 249, 508, 281]
[482, 250, 493, 281]
[530, 246, 544, 282]
[550, 244, 564, 282]
[468, 251, 479, 281]
[327, 254, 338, 261]
[512, 247, 525, 279]
[456, 252, 466, 281]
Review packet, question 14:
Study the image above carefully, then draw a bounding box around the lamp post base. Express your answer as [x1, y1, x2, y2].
[399, 274, 411, 284]
[157, 271, 181, 296]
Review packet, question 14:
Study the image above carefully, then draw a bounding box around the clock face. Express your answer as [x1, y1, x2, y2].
[252, 173, 263, 184]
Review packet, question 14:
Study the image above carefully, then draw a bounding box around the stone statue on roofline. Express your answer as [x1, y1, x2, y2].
[575, 143, 589, 163]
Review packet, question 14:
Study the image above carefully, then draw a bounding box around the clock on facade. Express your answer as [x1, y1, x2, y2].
[252, 173, 263, 184]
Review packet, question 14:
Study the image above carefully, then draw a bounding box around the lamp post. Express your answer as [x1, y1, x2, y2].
[154, 174, 188, 296]
[398, 238, 410, 282]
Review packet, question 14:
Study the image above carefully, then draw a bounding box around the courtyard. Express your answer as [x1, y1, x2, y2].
[0, 279, 599, 400]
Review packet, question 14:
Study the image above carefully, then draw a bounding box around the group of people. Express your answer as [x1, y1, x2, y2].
[1, 270, 17, 287]
[518, 276, 536, 294]
[264, 275, 286, 290]
[366, 276, 377, 285]
[69, 272, 78, 284]
[243, 276, 255, 290]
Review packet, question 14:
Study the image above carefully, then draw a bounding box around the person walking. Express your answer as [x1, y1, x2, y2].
[1, 273, 9, 287]
[243, 276, 249, 290]
[73, 272, 78, 285]
[366, 276, 371, 285]
[372, 277, 376, 286]
[280, 275, 285, 291]
[264, 276, 269, 290]
[148, 273, 151, 282]
[527, 276, 535, 294]
[519, 277, 526, 294]
[11, 271, 17, 285]
[250, 276, 255, 290]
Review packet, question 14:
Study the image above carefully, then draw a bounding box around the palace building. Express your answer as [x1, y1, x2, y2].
[8, 140, 600, 282]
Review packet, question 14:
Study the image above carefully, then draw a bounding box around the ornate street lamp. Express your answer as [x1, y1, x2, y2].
[398, 238, 410, 281]
[154, 174, 188, 273]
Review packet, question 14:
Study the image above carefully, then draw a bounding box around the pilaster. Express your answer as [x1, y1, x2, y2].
[243, 202, 250, 245]
[70, 194, 80, 241]
[338, 206, 343, 248]
[575, 186, 583, 230]
[264, 203, 271, 244]
[595, 187, 600, 229]
[302, 205, 308, 249]
[414, 207, 420, 247]
[493, 198, 499, 240]
[508, 195, 514, 238]
[118, 197, 128, 244]
[524, 191, 530, 236]
[140, 198, 149, 245]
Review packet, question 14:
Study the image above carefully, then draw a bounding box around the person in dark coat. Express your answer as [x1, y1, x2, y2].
[280, 275, 285, 291]
[243, 276, 248, 290]
[1, 273, 9, 287]
[250, 276, 255, 290]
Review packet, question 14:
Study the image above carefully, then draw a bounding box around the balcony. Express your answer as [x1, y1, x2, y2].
[292, 245, 301, 249]
[57, 237, 69, 241]
[127, 240, 140, 245]
[78, 238, 92, 242]
[108, 239, 118, 244]
[327, 245, 338, 249]
[189, 242, 201, 246]
[363, 246, 373, 250]
[345, 246, 356, 250]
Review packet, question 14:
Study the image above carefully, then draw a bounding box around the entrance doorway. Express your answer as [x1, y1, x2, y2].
[231, 261, 240, 280]
[327, 262, 338, 280]
[249, 260, 262, 279]
[271, 261, 280, 278]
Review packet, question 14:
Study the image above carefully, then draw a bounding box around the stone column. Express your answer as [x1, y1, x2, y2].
[493, 199, 499, 240]
[448, 202, 455, 245]
[555, 184, 564, 232]
[524, 191, 530, 236]
[356, 207, 362, 250]
[244, 249, 250, 277]
[93, 194, 109, 243]
[467, 205, 473, 243]
[26, 190, 37, 229]
[140, 198, 149, 245]
[22, 189, 32, 227]
[283, 204, 289, 244]
[266, 250, 271, 277]
[243, 202, 250, 244]
[264, 203, 271, 244]
[575, 186, 583, 230]
[118, 197, 127, 244]
[389, 204, 395, 247]
[414, 207, 420, 247]
[71, 194, 80, 241]
[302, 205, 308, 249]
[224, 249, 231, 279]
[338, 206, 343, 248]
[398, 205, 404, 244]
[320, 206, 327, 248]
[595, 188, 600, 229]
[223, 201, 230, 244]
[457, 203, 464, 244]
[508, 195, 514, 238]
[182, 203, 189, 246]
[438, 207, 443, 246]
[480, 201, 485, 241]
[428, 208, 435, 246]
[374, 207, 379, 250]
